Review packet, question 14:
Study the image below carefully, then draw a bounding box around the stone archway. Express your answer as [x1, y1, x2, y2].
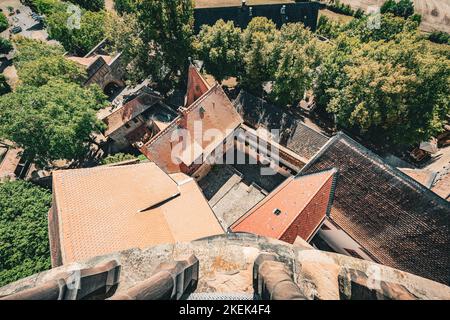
[103, 81, 124, 101]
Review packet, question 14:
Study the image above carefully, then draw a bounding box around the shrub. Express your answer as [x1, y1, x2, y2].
[381, 0, 415, 19]
[101, 153, 137, 165]
[0, 12, 9, 33]
[0, 38, 13, 55]
[0, 74, 11, 95]
[428, 31, 450, 45]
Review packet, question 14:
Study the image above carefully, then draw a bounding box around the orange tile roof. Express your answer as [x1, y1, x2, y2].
[104, 93, 161, 137]
[231, 169, 336, 242]
[141, 84, 243, 173]
[185, 65, 211, 107]
[51, 162, 223, 265]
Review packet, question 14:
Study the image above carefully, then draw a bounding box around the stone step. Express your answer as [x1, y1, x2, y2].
[208, 174, 242, 207]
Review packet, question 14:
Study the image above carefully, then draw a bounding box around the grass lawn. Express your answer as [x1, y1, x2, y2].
[319, 9, 354, 24]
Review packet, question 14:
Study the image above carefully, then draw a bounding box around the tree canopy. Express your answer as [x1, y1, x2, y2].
[13, 37, 86, 87]
[381, 0, 415, 19]
[24, 0, 65, 15]
[113, 0, 137, 15]
[18, 55, 86, 87]
[240, 17, 279, 93]
[270, 23, 323, 106]
[68, 0, 104, 12]
[136, 0, 194, 85]
[104, 0, 194, 90]
[0, 38, 13, 55]
[0, 12, 9, 33]
[0, 80, 107, 166]
[104, 11, 148, 83]
[0, 180, 52, 287]
[195, 17, 323, 104]
[46, 7, 106, 56]
[13, 37, 65, 68]
[195, 20, 242, 83]
[0, 74, 11, 96]
[315, 33, 450, 145]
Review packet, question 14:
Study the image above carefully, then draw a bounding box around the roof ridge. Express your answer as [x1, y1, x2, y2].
[337, 133, 450, 209]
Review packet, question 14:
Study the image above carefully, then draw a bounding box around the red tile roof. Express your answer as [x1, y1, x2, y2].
[141, 84, 243, 173]
[231, 169, 336, 243]
[300, 133, 450, 285]
[103, 93, 161, 137]
[185, 65, 211, 107]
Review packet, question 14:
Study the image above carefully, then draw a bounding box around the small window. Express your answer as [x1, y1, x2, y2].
[124, 123, 130, 129]
[273, 209, 282, 216]
[133, 118, 139, 124]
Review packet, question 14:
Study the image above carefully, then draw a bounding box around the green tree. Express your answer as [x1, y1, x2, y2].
[28, 0, 65, 15]
[13, 37, 85, 87]
[0, 80, 107, 166]
[428, 31, 450, 45]
[47, 7, 106, 56]
[0, 74, 11, 95]
[136, 0, 194, 86]
[316, 15, 342, 39]
[0, 12, 9, 33]
[113, 0, 137, 14]
[195, 20, 242, 83]
[104, 11, 149, 83]
[381, 0, 415, 19]
[101, 153, 137, 165]
[13, 37, 65, 69]
[344, 13, 419, 42]
[240, 17, 279, 93]
[270, 24, 323, 106]
[0, 38, 13, 55]
[68, 0, 104, 11]
[316, 33, 450, 145]
[17, 55, 86, 87]
[0, 180, 52, 287]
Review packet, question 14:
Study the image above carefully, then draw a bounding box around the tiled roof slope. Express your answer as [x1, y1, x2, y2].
[141, 85, 243, 173]
[285, 123, 329, 160]
[231, 169, 337, 243]
[233, 90, 329, 160]
[50, 163, 223, 265]
[299, 133, 450, 285]
[104, 93, 161, 136]
[185, 65, 211, 107]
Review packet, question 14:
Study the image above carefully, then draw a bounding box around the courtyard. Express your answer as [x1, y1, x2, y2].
[199, 151, 289, 230]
